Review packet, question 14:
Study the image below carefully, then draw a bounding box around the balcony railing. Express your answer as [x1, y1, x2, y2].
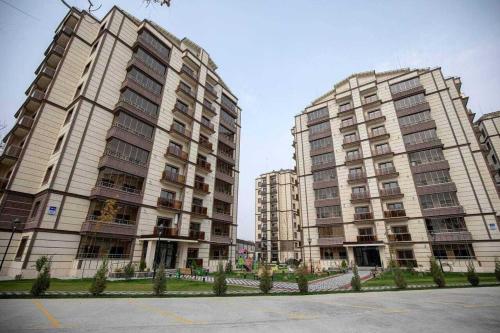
[354, 212, 374, 221]
[1, 145, 23, 159]
[180, 65, 198, 81]
[357, 235, 377, 243]
[348, 171, 366, 182]
[345, 152, 363, 163]
[379, 187, 402, 197]
[203, 100, 217, 115]
[372, 146, 392, 157]
[176, 83, 197, 100]
[200, 118, 215, 132]
[366, 113, 385, 123]
[161, 170, 186, 185]
[339, 120, 357, 131]
[343, 135, 360, 146]
[157, 197, 182, 210]
[192, 204, 208, 216]
[351, 191, 370, 201]
[173, 101, 194, 119]
[189, 230, 205, 241]
[199, 138, 213, 151]
[170, 122, 191, 138]
[166, 146, 189, 161]
[388, 233, 412, 242]
[428, 231, 473, 242]
[154, 226, 179, 237]
[375, 166, 397, 177]
[369, 128, 388, 140]
[205, 84, 217, 97]
[196, 158, 212, 172]
[383, 209, 407, 218]
[194, 181, 209, 193]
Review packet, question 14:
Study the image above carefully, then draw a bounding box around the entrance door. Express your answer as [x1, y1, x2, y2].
[354, 247, 381, 267]
[156, 241, 178, 269]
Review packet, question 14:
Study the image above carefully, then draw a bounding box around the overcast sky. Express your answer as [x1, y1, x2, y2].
[1, 0, 500, 241]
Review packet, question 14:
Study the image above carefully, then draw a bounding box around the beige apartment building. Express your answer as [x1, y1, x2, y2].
[0, 6, 241, 278]
[475, 111, 500, 192]
[292, 68, 500, 273]
[255, 169, 301, 263]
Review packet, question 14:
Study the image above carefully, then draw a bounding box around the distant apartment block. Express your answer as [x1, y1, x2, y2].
[475, 111, 500, 191]
[0, 6, 241, 278]
[292, 68, 500, 272]
[255, 170, 301, 263]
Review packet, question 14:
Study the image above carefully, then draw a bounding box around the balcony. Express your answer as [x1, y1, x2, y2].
[365, 113, 386, 125]
[199, 137, 213, 152]
[400, 119, 437, 135]
[220, 114, 237, 131]
[345, 152, 363, 164]
[153, 226, 179, 238]
[338, 103, 355, 116]
[166, 146, 189, 162]
[98, 150, 148, 178]
[221, 99, 238, 118]
[161, 170, 186, 186]
[127, 56, 165, 84]
[216, 170, 234, 184]
[372, 146, 393, 158]
[368, 128, 390, 141]
[342, 135, 361, 148]
[25, 89, 45, 113]
[388, 233, 412, 242]
[90, 181, 143, 205]
[351, 191, 371, 202]
[121, 78, 161, 105]
[192, 205, 208, 217]
[218, 134, 236, 150]
[428, 231, 473, 242]
[202, 99, 217, 117]
[135, 33, 170, 65]
[44, 43, 65, 68]
[180, 64, 198, 84]
[211, 234, 231, 244]
[55, 26, 73, 48]
[189, 230, 205, 241]
[318, 236, 345, 246]
[157, 197, 182, 211]
[33, 67, 56, 91]
[106, 123, 153, 151]
[176, 83, 197, 102]
[12, 116, 34, 138]
[205, 84, 218, 99]
[356, 235, 378, 243]
[194, 180, 210, 194]
[383, 209, 407, 219]
[217, 151, 235, 166]
[196, 158, 212, 172]
[405, 138, 443, 152]
[347, 172, 366, 184]
[213, 211, 233, 223]
[391, 85, 425, 101]
[114, 100, 158, 126]
[308, 128, 331, 141]
[362, 96, 381, 110]
[81, 215, 136, 237]
[354, 212, 374, 221]
[375, 166, 398, 178]
[214, 190, 233, 203]
[379, 187, 403, 198]
[200, 118, 215, 134]
[339, 120, 357, 132]
[170, 122, 192, 141]
[396, 101, 430, 117]
[307, 113, 329, 126]
[422, 206, 465, 217]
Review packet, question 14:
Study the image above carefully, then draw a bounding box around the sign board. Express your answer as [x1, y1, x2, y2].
[489, 223, 497, 230]
[48, 206, 57, 215]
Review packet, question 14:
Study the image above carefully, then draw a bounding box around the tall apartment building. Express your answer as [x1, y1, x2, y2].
[255, 170, 301, 263]
[475, 111, 500, 191]
[292, 68, 500, 273]
[0, 6, 241, 278]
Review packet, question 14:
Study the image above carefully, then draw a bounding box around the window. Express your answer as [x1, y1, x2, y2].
[316, 206, 341, 218]
[15, 237, 29, 260]
[341, 117, 355, 127]
[318, 226, 344, 237]
[339, 102, 352, 112]
[392, 225, 409, 234]
[31, 201, 41, 218]
[383, 181, 399, 190]
[349, 167, 363, 177]
[114, 112, 154, 139]
[432, 244, 475, 259]
[310, 137, 332, 150]
[415, 170, 451, 186]
[139, 30, 171, 58]
[53, 135, 64, 153]
[64, 108, 73, 125]
[210, 245, 228, 259]
[160, 190, 176, 201]
[364, 94, 378, 104]
[96, 168, 143, 193]
[425, 217, 467, 233]
[221, 93, 237, 112]
[311, 152, 334, 166]
[378, 161, 394, 171]
[352, 186, 367, 194]
[121, 88, 159, 118]
[409, 148, 445, 166]
[398, 110, 432, 127]
[320, 247, 347, 260]
[127, 68, 162, 95]
[344, 132, 358, 143]
[346, 149, 360, 159]
[358, 227, 373, 236]
[419, 192, 460, 209]
[42, 166, 53, 185]
[374, 143, 390, 154]
[105, 138, 149, 166]
[367, 109, 382, 120]
[355, 206, 370, 214]
[314, 187, 338, 200]
[135, 48, 167, 75]
[390, 77, 421, 94]
[164, 164, 179, 176]
[313, 169, 336, 181]
[387, 202, 404, 211]
[307, 107, 328, 122]
[403, 129, 438, 146]
[394, 93, 426, 110]
[371, 126, 386, 136]
[309, 121, 330, 134]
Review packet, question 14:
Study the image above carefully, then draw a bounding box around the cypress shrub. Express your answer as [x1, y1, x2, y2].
[393, 266, 407, 289]
[430, 257, 446, 288]
[259, 264, 273, 294]
[351, 264, 362, 291]
[30, 256, 51, 296]
[296, 265, 308, 294]
[123, 262, 135, 280]
[153, 263, 167, 295]
[466, 262, 480, 286]
[213, 262, 228, 296]
[90, 259, 108, 296]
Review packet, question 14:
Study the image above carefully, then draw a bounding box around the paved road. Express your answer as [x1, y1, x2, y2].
[1, 287, 499, 332]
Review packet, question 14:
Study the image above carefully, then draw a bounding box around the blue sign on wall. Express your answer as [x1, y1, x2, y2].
[48, 206, 57, 215]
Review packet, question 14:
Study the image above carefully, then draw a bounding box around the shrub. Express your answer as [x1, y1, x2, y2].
[90, 259, 108, 296]
[31, 256, 51, 296]
[225, 261, 233, 274]
[406, 260, 416, 274]
[139, 259, 146, 272]
[393, 266, 407, 289]
[430, 257, 446, 288]
[388, 259, 398, 270]
[153, 263, 167, 295]
[123, 262, 135, 280]
[259, 264, 273, 294]
[340, 260, 348, 272]
[296, 265, 308, 294]
[213, 262, 228, 296]
[466, 262, 479, 286]
[351, 264, 361, 291]
[495, 258, 500, 282]
[286, 258, 300, 268]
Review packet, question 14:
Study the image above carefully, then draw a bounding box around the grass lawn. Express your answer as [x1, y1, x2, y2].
[208, 271, 334, 282]
[363, 271, 498, 287]
[0, 278, 255, 292]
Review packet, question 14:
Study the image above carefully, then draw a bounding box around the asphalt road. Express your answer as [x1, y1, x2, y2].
[1, 287, 499, 333]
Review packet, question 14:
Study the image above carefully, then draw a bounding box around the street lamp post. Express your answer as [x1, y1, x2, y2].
[229, 239, 233, 268]
[153, 223, 164, 278]
[308, 238, 313, 274]
[0, 218, 20, 272]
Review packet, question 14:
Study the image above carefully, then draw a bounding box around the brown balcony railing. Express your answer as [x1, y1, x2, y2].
[199, 138, 213, 151]
[189, 230, 205, 240]
[388, 233, 412, 242]
[348, 171, 366, 182]
[161, 170, 185, 184]
[383, 209, 406, 218]
[200, 118, 215, 132]
[177, 83, 197, 99]
[154, 226, 179, 237]
[380, 187, 402, 197]
[369, 128, 388, 140]
[2, 145, 23, 159]
[351, 191, 370, 201]
[343, 135, 360, 145]
[157, 197, 182, 210]
[196, 158, 211, 172]
[375, 166, 397, 177]
[166, 146, 189, 161]
[174, 101, 194, 118]
[181, 65, 198, 81]
[354, 212, 374, 220]
[194, 181, 209, 193]
[372, 146, 392, 156]
[170, 122, 191, 138]
[357, 235, 377, 242]
[345, 152, 363, 163]
[192, 205, 208, 216]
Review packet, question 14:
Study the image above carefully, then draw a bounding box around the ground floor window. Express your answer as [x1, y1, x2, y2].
[209, 245, 228, 260]
[15, 237, 29, 261]
[186, 248, 202, 268]
[76, 236, 132, 259]
[320, 247, 347, 260]
[431, 243, 475, 259]
[395, 249, 416, 267]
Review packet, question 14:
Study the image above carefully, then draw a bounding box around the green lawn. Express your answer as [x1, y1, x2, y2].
[208, 271, 335, 282]
[0, 278, 254, 292]
[363, 271, 498, 287]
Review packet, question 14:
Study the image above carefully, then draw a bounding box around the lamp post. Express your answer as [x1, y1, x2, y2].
[308, 237, 313, 274]
[153, 223, 164, 278]
[0, 218, 20, 272]
[229, 239, 233, 268]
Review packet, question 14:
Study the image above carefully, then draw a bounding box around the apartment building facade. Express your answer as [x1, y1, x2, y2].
[293, 68, 500, 273]
[255, 170, 301, 263]
[0, 6, 241, 278]
[475, 111, 500, 191]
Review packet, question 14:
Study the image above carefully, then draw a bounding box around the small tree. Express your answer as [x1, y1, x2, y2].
[466, 261, 479, 286]
[430, 257, 446, 288]
[259, 264, 273, 294]
[340, 259, 348, 272]
[495, 257, 500, 282]
[406, 260, 416, 274]
[123, 262, 135, 280]
[393, 266, 407, 289]
[139, 259, 146, 272]
[225, 260, 233, 274]
[153, 263, 167, 295]
[296, 265, 308, 294]
[351, 264, 362, 291]
[31, 256, 51, 296]
[90, 259, 108, 296]
[213, 262, 228, 296]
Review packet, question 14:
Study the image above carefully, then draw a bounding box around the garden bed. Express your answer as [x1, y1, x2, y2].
[363, 271, 498, 287]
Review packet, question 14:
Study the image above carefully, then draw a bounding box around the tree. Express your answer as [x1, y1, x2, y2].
[123, 262, 135, 280]
[430, 257, 446, 288]
[90, 259, 108, 296]
[466, 261, 479, 286]
[31, 256, 51, 296]
[351, 264, 362, 291]
[495, 257, 500, 282]
[144, 0, 171, 6]
[139, 259, 146, 272]
[225, 260, 233, 274]
[296, 265, 308, 294]
[259, 264, 273, 294]
[213, 262, 227, 296]
[393, 266, 407, 289]
[340, 259, 348, 273]
[99, 199, 118, 224]
[153, 263, 167, 295]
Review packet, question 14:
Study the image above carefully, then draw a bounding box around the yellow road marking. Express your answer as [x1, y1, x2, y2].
[304, 299, 407, 314]
[128, 299, 194, 324]
[32, 300, 61, 329]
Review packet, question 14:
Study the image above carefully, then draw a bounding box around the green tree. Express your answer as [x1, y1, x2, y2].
[153, 263, 167, 295]
[340, 260, 348, 272]
[90, 259, 108, 296]
[351, 264, 362, 291]
[259, 264, 273, 294]
[393, 266, 407, 289]
[139, 259, 147, 272]
[466, 261, 479, 286]
[30, 256, 51, 296]
[225, 260, 233, 274]
[495, 257, 500, 282]
[430, 257, 446, 288]
[296, 265, 308, 294]
[213, 262, 228, 296]
[123, 262, 135, 280]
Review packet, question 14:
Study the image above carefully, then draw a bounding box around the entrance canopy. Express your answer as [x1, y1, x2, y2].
[140, 237, 199, 243]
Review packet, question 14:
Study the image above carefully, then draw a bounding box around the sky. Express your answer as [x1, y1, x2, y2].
[1, 0, 500, 241]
